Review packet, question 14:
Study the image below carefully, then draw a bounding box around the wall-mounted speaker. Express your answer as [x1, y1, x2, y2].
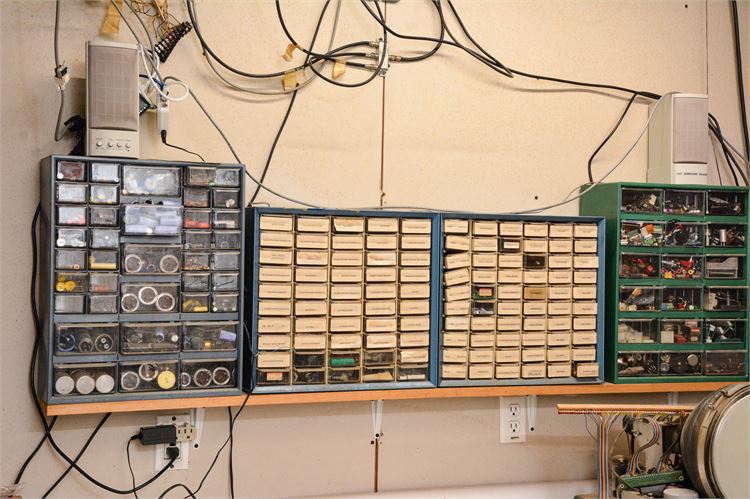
[648, 93, 708, 185]
[85, 41, 139, 158]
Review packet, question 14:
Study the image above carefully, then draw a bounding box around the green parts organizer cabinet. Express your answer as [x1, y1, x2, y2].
[580, 182, 749, 383]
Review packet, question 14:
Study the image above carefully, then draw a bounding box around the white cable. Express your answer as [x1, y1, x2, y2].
[139, 46, 190, 101]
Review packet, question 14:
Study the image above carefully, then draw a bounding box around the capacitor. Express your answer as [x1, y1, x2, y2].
[157, 370, 176, 390]
[73, 371, 96, 395]
[77, 332, 94, 353]
[120, 371, 140, 391]
[193, 368, 213, 387]
[54, 373, 75, 395]
[212, 367, 231, 386]
[95, 373, 115, 394]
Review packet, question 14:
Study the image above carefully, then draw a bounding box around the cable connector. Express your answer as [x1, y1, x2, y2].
[364, 38, 389, 76]
[54, 64, 69, 91]
[138, 423, 195, 446]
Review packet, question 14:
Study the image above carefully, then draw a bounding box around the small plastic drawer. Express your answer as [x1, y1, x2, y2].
[186, 166, 216, 187]
[212, 251, 240, 271]
[121, 323, 181, 354]
[183, 209, 211, 229]
[705, 255, 744, 279]
[56, 183, 87, 204]
[706, 224, 745, 247]
[705, 319, 746, 344]
[293, 369, 325, 384]
[215, 168, 241, 187]
[661, 287, 702, 311]
[364, 350, 395, 366]
[122, 165, 180, 196]
[180, 359, 236, 389]
[211, 273, 239, 292]
[707, 190, 746, 216]
[660, 319, 701, 344]
[90, 162, 120, 183]
[55, 324, 117, 354]
[294, 351, 326, 369]
[661, 255, 703, 279]
[57, 206, 86, 226]
[56, 160, 86, 181]
[182, 293, 210, 313]
[119, 361, 178, 392]
[123, 244, 181, 274]
[211, 293, 238, 313]
[183, 273, 210, 292]
[89, 184, 119, 205]
[183, 252, 211, 271]
[184, 187, 210, 208]
[89, 273, 118, 293]
[88, 294, 118, 314]
[617, 352, 659, 377]
[659, 351, 702, 375]
[619, 254, 658, 278]
[621, 188, 661, 213]
[328, 367, 361, 384]
[329, 351, 361, 368]
[56, 249, 86, 270]
[704, 350, 747, 375]
[213, 230, 242, 249]
[185, 230, 212, 249]
[213, 189, 240, 208]
[56, 228, 87, 248]
[256, 369, 291, 386]
[620, 221, 664, 247]
[54, 294, 84, 314]
[53, 363, 116, 396]
[122, 204, 182, 235]
[619, 286, 659, 311]
[397, 363, 429, 381]
[213, 210, 240, 229]
[663, 189, 705, 215]
[363, 366, 395, 382]
[89, 250, 118, 271]
[618, 319, 658, 344]
[90, 229, 119, 249]
[55, 272, 87, 293]
[120, 283, 179, 313]
[89, 206, 118, 226]
[182, 322, 238, 351]
[705, 287, 747, 311]
[663, 221, 703, 247]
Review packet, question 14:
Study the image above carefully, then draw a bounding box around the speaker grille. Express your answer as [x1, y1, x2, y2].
[672, 96, 709, 163]
[87, 44, 138, 131]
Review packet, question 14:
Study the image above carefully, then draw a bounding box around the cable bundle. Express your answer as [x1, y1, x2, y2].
[154, 21, 192, 63]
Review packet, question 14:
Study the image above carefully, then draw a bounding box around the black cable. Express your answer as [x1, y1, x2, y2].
[185, 0, 370, 79]
[731, 0, 750, 159]
[160, 130, 206, 161]
[710, 113, 747, 185]
[53, 0, 67, 142]
[28, 204, 178, 495]
[127, 436, 140, 499]
[587, 93, 638, 182]
[276, 0, 385, 89]
[228, 407, 235, 499]
[376, 0, 445, 63]
[42, 413, 112, 498]
[14, 416, 58, 485]
[159, 483, 197, 499]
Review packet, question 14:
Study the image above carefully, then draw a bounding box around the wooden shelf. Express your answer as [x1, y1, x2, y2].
[43, 381, 736, 416]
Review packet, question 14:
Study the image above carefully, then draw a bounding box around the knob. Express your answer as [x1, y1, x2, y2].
[96, 140, 103, 147]
[116, 142, 122, 148]
[107, 140, 114, 147]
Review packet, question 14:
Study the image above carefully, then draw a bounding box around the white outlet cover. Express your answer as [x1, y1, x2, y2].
[500, 397, 527, 443]
[154, 414, 191, 471]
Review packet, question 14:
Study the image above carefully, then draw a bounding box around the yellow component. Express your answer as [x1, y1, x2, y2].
[282, 70, 300, 91]
[100, 0, 123, 34]
[203, 339, 214, 350]
[90, 262, 116, 270]
[194, 306, 208, 313]
[55, 282, 66, 292]
[332, 60, 347, 79]
[64, 280, 76, 292]
[157, 370, 176, 390]
[282, 43, 298, 62]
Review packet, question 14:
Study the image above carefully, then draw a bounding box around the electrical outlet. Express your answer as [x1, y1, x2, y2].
[500, 397, 527, 443]
[154, 414, 190, 471]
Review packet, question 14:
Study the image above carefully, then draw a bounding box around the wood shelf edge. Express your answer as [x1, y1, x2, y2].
[44, 381, 737, 416]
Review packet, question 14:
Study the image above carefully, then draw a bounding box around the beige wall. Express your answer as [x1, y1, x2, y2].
[1, 0, 748, 497]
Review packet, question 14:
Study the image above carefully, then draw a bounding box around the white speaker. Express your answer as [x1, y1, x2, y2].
[647, 93, 708, 185]
[85, 41, 139, 158]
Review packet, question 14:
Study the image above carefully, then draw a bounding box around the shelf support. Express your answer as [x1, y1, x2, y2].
[526, 395, 538, 432]
[371, 400, 384, 493]
[667, 392, 679, 406]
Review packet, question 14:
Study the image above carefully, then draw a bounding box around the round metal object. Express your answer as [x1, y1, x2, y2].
[95, 373, 115, 394]
[681, 383, 750, 498]
[120, 371, 140, 391]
